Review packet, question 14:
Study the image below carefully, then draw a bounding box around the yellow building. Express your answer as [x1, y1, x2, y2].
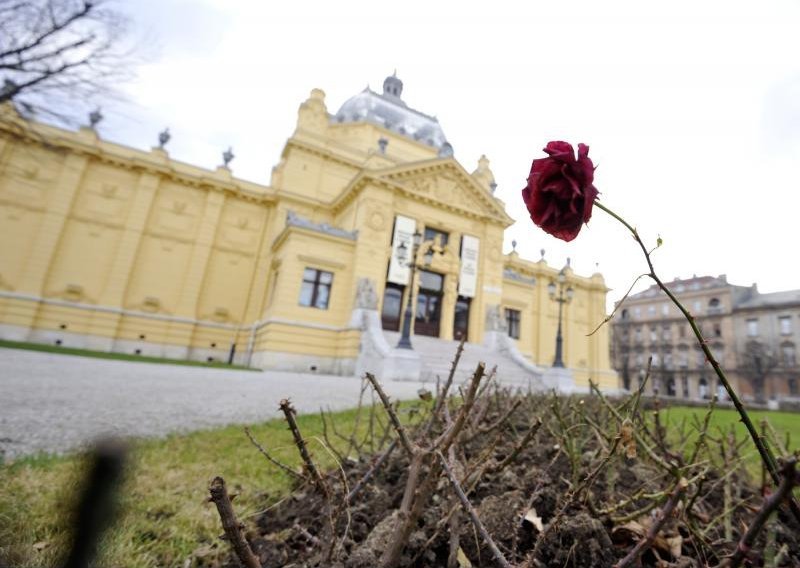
[0, 74, 616, 389]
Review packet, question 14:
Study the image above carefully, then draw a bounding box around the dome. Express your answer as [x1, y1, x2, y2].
[333, 73, 450, 151]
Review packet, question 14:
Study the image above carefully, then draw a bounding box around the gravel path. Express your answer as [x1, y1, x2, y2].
[0, 348, 430, 460]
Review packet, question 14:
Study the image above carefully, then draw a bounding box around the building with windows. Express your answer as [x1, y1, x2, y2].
[0, 74, 616, 389]
[611, 275, 800, 402]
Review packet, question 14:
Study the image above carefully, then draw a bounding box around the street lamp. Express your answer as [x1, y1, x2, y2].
[548, 267, 574, 368]
[396, 230, 438, 350]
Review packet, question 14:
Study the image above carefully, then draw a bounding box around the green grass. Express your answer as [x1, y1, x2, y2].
[653, 405, 800, 475]
[0, 402, 421, 568]
[0, 339, 257, 371]
[1, 402, 795, 568]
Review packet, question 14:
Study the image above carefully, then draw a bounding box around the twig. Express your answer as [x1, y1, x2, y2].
[436, 337, 466, 413]
[490, 417, 543, 472]
[437, 450, 514, 568]
[318, 408, 346, 463]
[364, 372, 415, 457]
[279, 399, 327, 496]
[346, 439, 398, 502]
[243, 426, 306, 482]
[595, 200, 800, 526]
[478, 398, 522, 435]
[688, 395, 717, 465]
[590, 380, 678, 475]
[208, 476, 261, 568]
[723, 458, 799, 568]
[613, 477, 688, 568]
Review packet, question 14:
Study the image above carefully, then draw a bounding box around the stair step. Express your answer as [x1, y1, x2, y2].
[382, 331, 539, 386]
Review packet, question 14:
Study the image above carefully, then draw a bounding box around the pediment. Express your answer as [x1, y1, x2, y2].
[377, 159, 513, 225]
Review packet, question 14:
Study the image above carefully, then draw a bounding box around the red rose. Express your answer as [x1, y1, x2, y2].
[521, 141, 598, 242]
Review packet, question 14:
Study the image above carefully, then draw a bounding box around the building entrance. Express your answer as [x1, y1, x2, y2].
[381, 283, 404, 331]
[415, 270, 443, 337]
[454, 296, 470, 341]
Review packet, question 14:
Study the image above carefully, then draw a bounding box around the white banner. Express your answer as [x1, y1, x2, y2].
[387, 215, 416, 285]
[458, 235, 480, 298]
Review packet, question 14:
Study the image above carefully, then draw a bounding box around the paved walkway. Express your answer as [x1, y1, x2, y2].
[0, 348, 430, 460]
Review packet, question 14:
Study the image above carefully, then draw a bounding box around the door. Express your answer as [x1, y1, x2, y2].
[414, 270, 443, 337]
[453, 296, 470, 341]
[381, 283, 404, 331]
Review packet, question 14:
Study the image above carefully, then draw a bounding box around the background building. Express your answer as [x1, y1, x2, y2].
[0, 74, 616, 389]
[611, 275, 800, 402]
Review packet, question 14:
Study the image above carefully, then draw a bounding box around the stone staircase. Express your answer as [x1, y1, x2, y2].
[382, 331, 543, 389]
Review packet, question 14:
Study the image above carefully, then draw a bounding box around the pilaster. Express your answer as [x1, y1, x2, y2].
[18, 153, 88, 294]
[86, 171, 161, 347]
[166, 190, 225, 346]
[439, 275, 457, 340]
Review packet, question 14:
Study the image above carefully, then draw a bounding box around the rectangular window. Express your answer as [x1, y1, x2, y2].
[633, 307, 641, 319]
[650, 327, 658, 342]
[424, 227, 449, 248]
[662, 325, 671, 340]
[780, 316, 792, 336]
[783, 345, 796, 368]
[648, 306, 656, 317]
[747, 318, 759, 337]
[661, 304, 669, 316]
[505, 308, 521, 340]
[299, 268, 333, 309]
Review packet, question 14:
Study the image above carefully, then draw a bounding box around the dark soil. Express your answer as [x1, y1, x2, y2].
[210, 382, 800, 568]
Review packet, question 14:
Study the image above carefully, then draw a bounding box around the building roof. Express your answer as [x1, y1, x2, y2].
[735, 289, 800, 310]
[333, 73, 451, 154]
[629, 274, 733, 300]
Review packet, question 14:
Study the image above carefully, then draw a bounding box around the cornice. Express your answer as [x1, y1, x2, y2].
[1, 117, 276, 204]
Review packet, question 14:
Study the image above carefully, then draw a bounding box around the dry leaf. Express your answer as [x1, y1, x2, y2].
[32, 541, 48, 551]
[457, 547, 473, 567]
[620, 418, 637, 459]
[524, 507, 544, 532]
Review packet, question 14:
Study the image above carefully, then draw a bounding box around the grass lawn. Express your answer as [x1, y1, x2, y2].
[651, 404, 799, 476]
[0, 401, 420, 568]
[0, 339, 257, 371]
[0, 403, 796, 568]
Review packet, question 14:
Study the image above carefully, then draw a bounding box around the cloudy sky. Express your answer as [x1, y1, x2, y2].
[98, 0, 800, 310]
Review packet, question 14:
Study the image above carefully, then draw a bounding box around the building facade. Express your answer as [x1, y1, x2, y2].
[611, 275, 800, 402]
[0, 74, 616, 389]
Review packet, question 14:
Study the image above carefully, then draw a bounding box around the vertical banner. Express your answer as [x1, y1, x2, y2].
[387, 215, 416, 285]
[458, 235, 480, 298]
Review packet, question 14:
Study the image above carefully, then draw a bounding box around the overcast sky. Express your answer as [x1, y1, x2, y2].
[97, 0, 800, 311]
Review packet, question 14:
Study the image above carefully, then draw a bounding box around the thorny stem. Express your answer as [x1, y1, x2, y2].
[594, 200, 800, 524]
[437, 450, 514, 568]
[723, 458, 799, 568]
[279, 399, 328, 497]
[364, 372, 415, 457]
[208, 476, 261, 568]
[346, 439, 398, 502]
[244, 426, 306, 482]
[613, 477, 688, 568]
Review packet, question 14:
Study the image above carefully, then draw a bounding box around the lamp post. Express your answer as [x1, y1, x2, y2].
[547, 267, 574, 368]
[396, 230, 437, 350]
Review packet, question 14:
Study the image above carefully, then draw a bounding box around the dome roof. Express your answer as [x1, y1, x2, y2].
[333, 73, 450, 152]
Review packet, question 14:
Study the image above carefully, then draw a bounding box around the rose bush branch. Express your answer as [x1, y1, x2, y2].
[593, 202, 793, 501]
[520, 141, 799, 524]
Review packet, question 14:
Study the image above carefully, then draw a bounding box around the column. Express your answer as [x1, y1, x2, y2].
[439, 275, 457, 340]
